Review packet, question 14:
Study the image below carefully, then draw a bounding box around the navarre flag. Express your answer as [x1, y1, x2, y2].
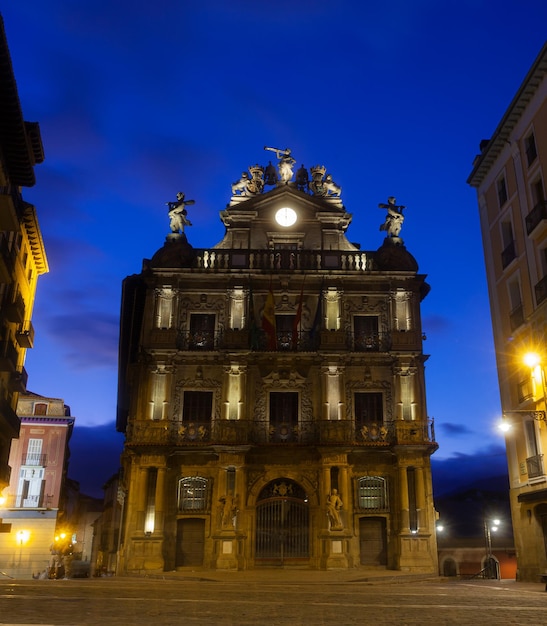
[262, 282, 277, 350]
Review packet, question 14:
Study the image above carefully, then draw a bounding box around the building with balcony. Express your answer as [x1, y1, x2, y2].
[0, 16, 48, 511]
[0, 392, 73, 578]
[468, 43, 547, 582]
[117, 152, 439, 573]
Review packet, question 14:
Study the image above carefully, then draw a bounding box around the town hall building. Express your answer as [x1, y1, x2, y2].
[116, 148, 439, 572]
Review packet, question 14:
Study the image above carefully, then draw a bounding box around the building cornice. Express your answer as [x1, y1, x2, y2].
[467, 42, 547, 187]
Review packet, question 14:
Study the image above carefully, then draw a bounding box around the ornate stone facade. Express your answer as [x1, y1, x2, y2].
[116, 150, 438, 573]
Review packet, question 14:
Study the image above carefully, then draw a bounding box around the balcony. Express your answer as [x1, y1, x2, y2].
[2, 493, 52, 509]
[9, 367, 28, 393]
[0, 396, 20, 436]
[0, 186, 21, 231]
[0, 340, 19, 372]
[517, 377, 534, 404]
[126, 417, 436, 448]
[148, 328, 178, 348]
[16, 321, 35, 348]
[525, 200, 547, 235]
[21, 452, 47, 466]
[0, 235, 16, 284]
[390, 329, 423, 351]
[171, 329, 394, 353]
[535, 275, 547, 306]
[501, 240, 516, 269]
[5, 292, 25, 324]
[526, 454, 544, 479]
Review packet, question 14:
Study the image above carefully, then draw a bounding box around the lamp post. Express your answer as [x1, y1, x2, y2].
[484, 518, 500, 579]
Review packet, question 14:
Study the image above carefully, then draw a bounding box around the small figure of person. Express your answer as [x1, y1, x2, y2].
[379, 196, 405, 238]
[166, 191, 195, 234]
[326, 489, 344, 530]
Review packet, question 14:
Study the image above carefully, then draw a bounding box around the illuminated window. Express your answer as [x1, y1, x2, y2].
[189, 314, 215, 349]
[358, 476, 389, 511]
[178, 476, 209, 511]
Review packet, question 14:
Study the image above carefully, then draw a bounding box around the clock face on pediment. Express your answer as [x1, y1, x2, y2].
[275, 207, 297, 227]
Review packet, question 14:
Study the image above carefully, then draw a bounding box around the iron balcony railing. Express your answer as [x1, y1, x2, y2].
[535, 274, 547, 306]
[173, 329, 393, 353]
[525, 199, 547, 235]
[126, 417, 436, 448]
[2, 493, 53, 509]
[526, 453, 544, 479]
[21, 453, 47, 466]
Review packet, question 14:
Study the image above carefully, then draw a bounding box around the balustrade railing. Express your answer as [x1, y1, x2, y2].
[170, 329, 393, 353]
[192, 248, 373, 272]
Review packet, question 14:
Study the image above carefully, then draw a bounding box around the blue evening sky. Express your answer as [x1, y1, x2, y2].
[3, 2, 546, 497]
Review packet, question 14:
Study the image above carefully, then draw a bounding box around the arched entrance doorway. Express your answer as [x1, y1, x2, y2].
[255, 479, 309, 566]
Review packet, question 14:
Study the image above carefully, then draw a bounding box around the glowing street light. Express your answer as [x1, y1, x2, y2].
[484, 517, 501, 579]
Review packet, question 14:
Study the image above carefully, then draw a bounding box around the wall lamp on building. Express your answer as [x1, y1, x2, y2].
[499, 409, 547, 433]
[16, 530, 30, 546]
[523, 351, 547, 403]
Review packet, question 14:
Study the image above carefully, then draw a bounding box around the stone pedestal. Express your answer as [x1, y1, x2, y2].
[213, 531, 245, 570]
[397, 531, 437, 573]
[319, 530, 352, 570]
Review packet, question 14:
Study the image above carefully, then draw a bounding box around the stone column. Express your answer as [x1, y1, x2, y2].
[155, 466, 166, 532]
[415, 466, 427, 531]
[398, 465, 410, 533]
[135, 466, 148, 532]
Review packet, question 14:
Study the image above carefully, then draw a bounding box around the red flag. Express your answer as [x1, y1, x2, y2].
[262, 282, 276, 350]
[292, 279, 305, 349]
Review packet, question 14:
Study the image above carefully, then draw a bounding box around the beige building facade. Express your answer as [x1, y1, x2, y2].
[117, 153, 439, 573]
[468, 44, 547, 582]
[0, 16, 48, 503]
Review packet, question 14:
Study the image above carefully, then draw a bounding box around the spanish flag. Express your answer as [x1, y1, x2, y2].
[262, 282, 277, 350]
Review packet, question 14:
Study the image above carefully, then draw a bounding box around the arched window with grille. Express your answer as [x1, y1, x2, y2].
[178, 476, 209, 512]
[357, 476, 389, 512]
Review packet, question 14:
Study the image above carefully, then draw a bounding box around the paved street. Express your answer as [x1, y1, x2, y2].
[0, 573, 546, 625]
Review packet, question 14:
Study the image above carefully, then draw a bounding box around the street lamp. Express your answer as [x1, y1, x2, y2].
[484, 518, 500, 579]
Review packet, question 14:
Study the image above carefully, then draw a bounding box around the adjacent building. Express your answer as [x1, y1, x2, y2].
[117, 151, 439, 573]
[0, 392, 73, 578]
[468, 43, 547, 582]
[0, 16, 48, 522]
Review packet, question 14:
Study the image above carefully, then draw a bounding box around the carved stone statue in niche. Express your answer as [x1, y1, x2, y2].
[218, 491, 238, 529]
[326, 489, 344, 530]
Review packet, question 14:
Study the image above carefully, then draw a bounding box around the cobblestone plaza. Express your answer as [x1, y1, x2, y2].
[1, 573, 546, 625]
